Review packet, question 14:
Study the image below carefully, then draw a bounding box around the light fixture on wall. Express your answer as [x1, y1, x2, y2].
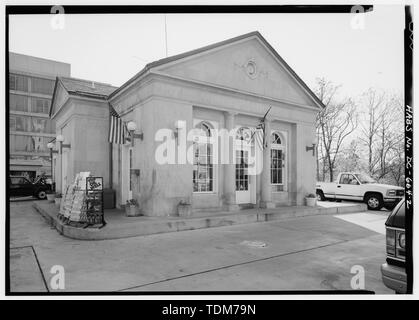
[47, 142, 57, 152]
[127, 121, 143, 146]
[56, 134, 71, 153]
[306, 137, 318, 156]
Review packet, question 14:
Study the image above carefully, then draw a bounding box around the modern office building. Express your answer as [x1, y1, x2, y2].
[9, 52, 71, 180]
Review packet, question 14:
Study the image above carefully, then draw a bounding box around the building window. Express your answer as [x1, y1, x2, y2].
[31, 97, 51, 114]
[14, 116, 27, 132]
[9, 74, 29, 92]
[235, 127, 252, 191]
[12, 135, 36, 152]
[10, 115, 52, 134]
[271, 132, 285, 192]
[30, 118, 49, 133]
[236, 149, 249, 191]
[31, 77, 55, 95]
[10, 116, 16, 131]
[193, 122, 213, 192]
[32, 136, 47, 152]
[10, 94, 29, 112]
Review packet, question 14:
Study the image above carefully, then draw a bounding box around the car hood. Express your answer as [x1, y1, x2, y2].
[364, 183, 404, 190]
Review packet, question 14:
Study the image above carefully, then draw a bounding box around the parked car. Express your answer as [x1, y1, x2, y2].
[9, 176, 52, 199]
[316, 172, 404, 210]
[381, 199, 406, 293]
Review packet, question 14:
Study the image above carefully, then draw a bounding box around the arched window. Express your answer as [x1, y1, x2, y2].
[193, 122, 214, 192]
[271, 132, 282, 145]
[271, 132, 286, 192]
[195, 122, 212, 138]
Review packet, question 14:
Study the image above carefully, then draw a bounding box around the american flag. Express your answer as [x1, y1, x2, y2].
[108, 104, 129, 144]
[254, 126, 266, 150]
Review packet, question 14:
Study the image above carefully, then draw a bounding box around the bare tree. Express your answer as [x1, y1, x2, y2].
[358, 88, 386, 175]
[315, 78, 337, 181]
[387, 138, 405, 186]
[358, 90, 404, 182]
[376, 95, 404, 179]
[315, 78, 358, 182]
[335, 139, 362, 173]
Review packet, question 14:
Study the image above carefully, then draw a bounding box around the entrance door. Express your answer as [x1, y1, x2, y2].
[235, 148, 251, 204]
[121, 146, 133, 203]
[235, 127, 257, 205]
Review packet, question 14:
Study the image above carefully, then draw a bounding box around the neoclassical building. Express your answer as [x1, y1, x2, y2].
[50, 31, 323, 216]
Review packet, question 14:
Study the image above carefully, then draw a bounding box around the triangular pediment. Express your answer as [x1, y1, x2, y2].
[152, 33, 322, 109]
[50, 79, 69, 118]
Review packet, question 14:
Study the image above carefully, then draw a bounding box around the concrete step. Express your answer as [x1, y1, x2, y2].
[33, 202, 368, 241]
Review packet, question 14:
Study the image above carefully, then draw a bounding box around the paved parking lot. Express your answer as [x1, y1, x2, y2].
[9, 201, 393, 294]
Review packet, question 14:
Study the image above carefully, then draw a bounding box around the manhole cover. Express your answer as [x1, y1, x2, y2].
[240, 240, 267, 248]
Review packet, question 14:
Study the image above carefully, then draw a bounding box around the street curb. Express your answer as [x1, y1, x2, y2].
[32, 202, 368, 241]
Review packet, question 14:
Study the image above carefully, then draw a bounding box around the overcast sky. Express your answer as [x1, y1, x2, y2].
[9, 4, 404, 99]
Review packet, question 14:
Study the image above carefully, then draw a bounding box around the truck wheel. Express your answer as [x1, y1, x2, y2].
[365, 194, 383, 210]
[316, 190, 325, 201]
[36, 190, 47, 200]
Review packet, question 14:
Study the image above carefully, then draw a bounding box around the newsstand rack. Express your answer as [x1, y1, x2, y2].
[85, 176, 106, 227]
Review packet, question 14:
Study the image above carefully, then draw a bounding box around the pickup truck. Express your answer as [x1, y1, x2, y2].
[316, 172, 404, 210]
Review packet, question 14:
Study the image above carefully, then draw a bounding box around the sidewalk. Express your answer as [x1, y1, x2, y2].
[33, 201, 367, 241]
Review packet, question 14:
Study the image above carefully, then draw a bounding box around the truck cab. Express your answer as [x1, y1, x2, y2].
[316, 172, 404, 210]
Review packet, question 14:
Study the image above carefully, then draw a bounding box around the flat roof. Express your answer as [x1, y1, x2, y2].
[9, 52, 71, 78]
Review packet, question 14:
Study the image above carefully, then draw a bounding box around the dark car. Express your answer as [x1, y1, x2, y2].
[381, 198, 406, 293]
[9, 176, 52, 199]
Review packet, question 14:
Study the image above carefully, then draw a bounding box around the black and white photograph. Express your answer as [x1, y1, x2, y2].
[2, 1, 415, 301]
